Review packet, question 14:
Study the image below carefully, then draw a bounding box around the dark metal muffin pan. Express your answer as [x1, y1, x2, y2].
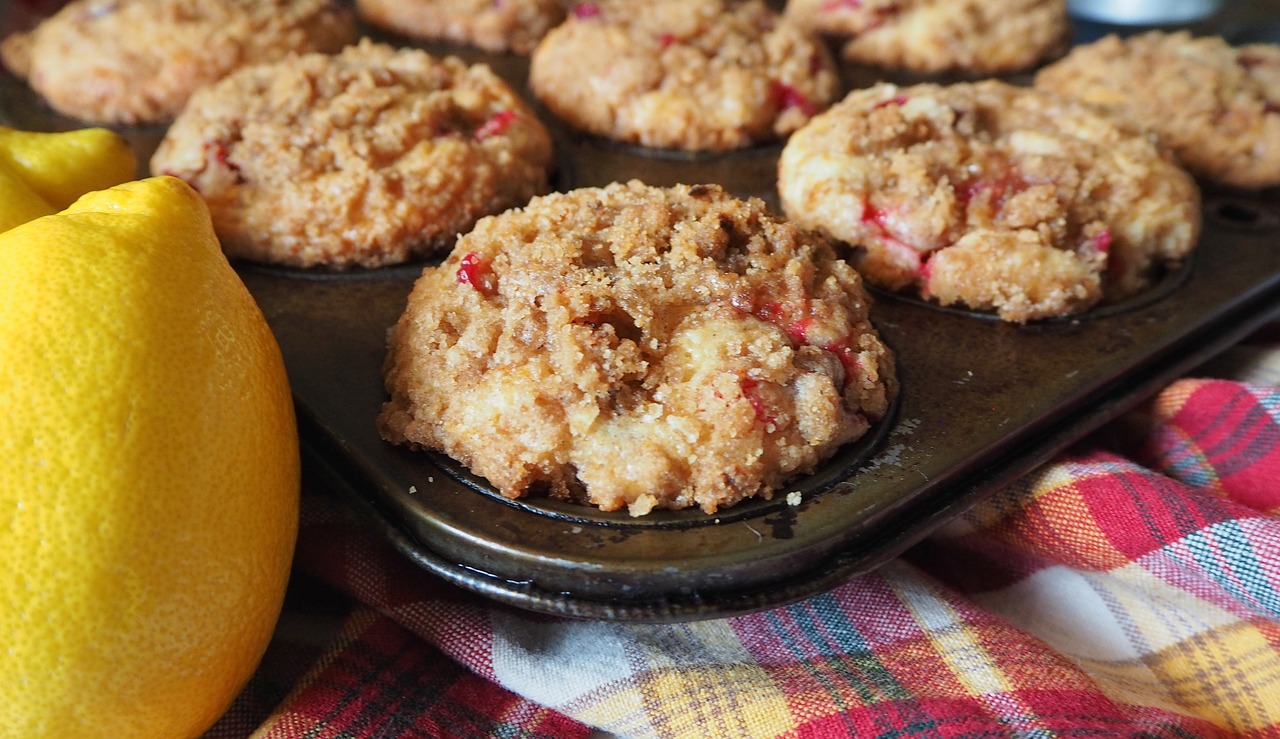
[4, 1, 1279, 621]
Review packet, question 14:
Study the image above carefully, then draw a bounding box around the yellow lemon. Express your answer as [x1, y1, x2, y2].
[0, 177, 299, 738]
[0, 160, 55, 231]
[0, 126, 137, 232]
[0, 125, 137, 212]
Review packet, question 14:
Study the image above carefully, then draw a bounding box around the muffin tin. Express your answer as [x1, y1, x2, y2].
[3, 1, 1279, 621]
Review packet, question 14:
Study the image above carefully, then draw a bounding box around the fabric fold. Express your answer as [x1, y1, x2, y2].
[213, 332, 1280, 739]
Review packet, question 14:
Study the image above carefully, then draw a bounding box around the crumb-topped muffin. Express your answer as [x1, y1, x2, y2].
[529, 0, 839, 151]
[0, 0, 356, 125]
[150, 40, 555, 269]
[379, 181, 897, 516]
[784, 0, 1069, 74]
[1036, 31, 1280, 189]
[356, 0, 566, 54]
[778, 81, 1201, 322]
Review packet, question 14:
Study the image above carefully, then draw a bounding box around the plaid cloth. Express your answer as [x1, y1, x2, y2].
[207, 327, 1280, 739]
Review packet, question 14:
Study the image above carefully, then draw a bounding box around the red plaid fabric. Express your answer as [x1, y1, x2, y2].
[208, 329, 1280, 738]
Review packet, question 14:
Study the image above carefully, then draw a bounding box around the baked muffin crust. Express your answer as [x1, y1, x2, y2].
[379, 181, 897, 516]
[778, 81, 1201, 322]
[356, 0, 566, 54]
[151, 40, 555, 269]
[784, 0, 1069, 74]
[1, 0, 356, 124]
[1036, 31, 1280, 189]
[529, 0, 838, 151]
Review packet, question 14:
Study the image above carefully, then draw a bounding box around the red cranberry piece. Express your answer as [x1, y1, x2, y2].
[751, 301, 811, 345]
[822, 337, 862, 386]
[873, 95, 909, 110]
[205, 140, 246, 184]
[1091, 228, 1112, 254]
[475, 110, 517, 141]
[456, 252, 497, 296]
[956, 168, 1025, 211]
[772, 82, 818, 116]
[739, 377, 776, 429]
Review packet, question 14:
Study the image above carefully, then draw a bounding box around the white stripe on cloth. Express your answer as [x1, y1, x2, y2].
[885, 560, 1054, 736]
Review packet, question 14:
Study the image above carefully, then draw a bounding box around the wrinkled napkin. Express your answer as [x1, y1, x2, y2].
[208, 325, 1280, 739]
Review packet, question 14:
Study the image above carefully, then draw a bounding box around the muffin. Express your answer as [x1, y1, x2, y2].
[355, 0, 566, 54]
[0, 0, 356, 124]
[784, 0, 1069, 74]
[778, 81, 1201, 322]
[151, 40, 555, 269]
[1036, 31, 1280, 188]
[379, 181, 897, 516]
[529, 0, 839, 151]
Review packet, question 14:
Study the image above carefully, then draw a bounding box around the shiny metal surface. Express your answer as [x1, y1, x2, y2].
[1068, 0, 1222, 26]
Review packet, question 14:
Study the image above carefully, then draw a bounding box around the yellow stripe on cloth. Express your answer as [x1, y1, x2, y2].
[635, 663, 793, 738]
[1144, 619, 1280, 732]
[1094, 561, 1241, 651]
[887, 562, 1054, 734]
[1071, 620, 1280, 733]
[975, 558, 1280, 733]
[629, 621, 791, 738]
[491, 616, 792, 739]
[950, 464, 1134, 572]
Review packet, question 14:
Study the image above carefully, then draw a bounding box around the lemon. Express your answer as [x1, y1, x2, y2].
[0, 125, 136, 231]
[0, 160, 54, 231]
[0, 177, 299, 738]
